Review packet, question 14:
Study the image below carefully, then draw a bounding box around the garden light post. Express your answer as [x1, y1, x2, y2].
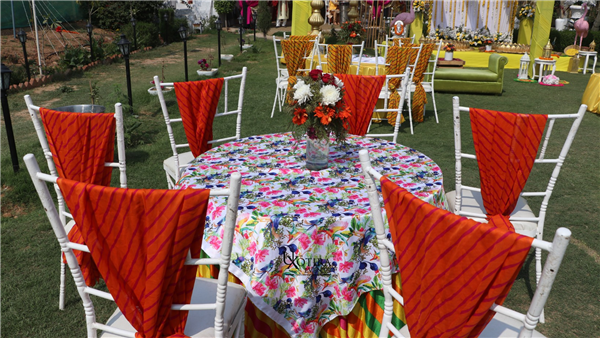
[252, 11, 257, 42]
[1, 64, 19, 172]
[17, 29, 30, 81]
[131, 17, 137, 51]
[238, 14, 243, 52]
[164, 13, 169, 45]
[178, 24, 189, 81]
[86, 22, 94, 61]
[216, 18, 222, 67]
[117, 35, 133, 115]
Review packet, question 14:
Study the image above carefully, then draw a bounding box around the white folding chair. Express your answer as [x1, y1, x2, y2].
[402, 43, 424, 135]
[155, 67, 248, 189]
[359, 148, 571, 338]
[271, 37, 289, 118]
[374, 39, 388, 73]
[350, 41, 365, 75]
[24, 153, 246, 338]
[296, 35, 321, 74]
[24, 95, 127, 310]
[446, 96, 585, 291]
[366, 67, 411, 143]
[409, 41, 442, 123]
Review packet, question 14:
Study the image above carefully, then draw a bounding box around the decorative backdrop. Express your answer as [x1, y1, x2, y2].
[429, 0, 519, 35]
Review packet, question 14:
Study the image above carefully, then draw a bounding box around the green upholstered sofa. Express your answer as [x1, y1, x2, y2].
[433, 54, 509, 95]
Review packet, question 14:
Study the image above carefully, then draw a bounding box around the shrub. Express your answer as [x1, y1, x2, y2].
[214, 0, 234, 15]
[61, 46, 90, 69]
[257, 1, 272, 39]
[119, 21, 160, 49]
[9, 66, 28, 85]
[549, 29, 600, 52]
[158, 8, 188, 43]
[88, 1, 163, 30]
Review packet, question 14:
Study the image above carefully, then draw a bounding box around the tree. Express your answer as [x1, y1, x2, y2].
[257, 1, 272, 39]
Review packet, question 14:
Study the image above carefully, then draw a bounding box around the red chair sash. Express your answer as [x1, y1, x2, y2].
[381, 177, 533, 337]
[40, 107, 116, 287]
[336, 74, 385, 136]
[57, 178, 210, 338]
[469, 108, 548, 232]
[174, 78, 225, 158]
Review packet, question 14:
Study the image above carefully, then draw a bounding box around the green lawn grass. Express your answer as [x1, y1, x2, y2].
[2, 30, 599, 337]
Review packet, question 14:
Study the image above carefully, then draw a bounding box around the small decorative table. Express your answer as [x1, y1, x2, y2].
[437, 58, 466, 68]
[177, 132, 446, 338]
[578, 51, 598, 75]
[532, 58, 557, 83]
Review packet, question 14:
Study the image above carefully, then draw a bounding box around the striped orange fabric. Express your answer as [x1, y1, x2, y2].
[336, 74, 385, 136]
[328, 45, 352, 74]
[391, 38, 413, 47]
[411, 43, 435, 123]
[385, 46, 413, 125]
[289, 35, 317, 41]
[57, 178, 210, 338]
[282, 40, 315, 103]
[174, 79, 224, 158]
[381, 176, 533, 337]
[470, 108, 548, 232]
[40, 108, 116, 287]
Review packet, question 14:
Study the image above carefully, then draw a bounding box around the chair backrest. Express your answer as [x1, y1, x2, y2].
[358, 148, 571, 338]
[452, 96, 586, 239]
[423, 41, 442, 84]
[24, 95, 127, 227]
[24, 153, 242, 338]
[273, 36, 289, 80]
[155, 67, 247, 179]
[350, 41, 365, 75]
[374, 39, 387, 74]
[366, 66, 411, 143]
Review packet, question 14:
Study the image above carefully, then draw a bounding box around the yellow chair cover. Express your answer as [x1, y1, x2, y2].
[328, 45, 353, 74]
[282, 40, 315, 103]
[411, 43, 436, 123]
[582, 73, 600, 114]
[385, 46, 415, 125]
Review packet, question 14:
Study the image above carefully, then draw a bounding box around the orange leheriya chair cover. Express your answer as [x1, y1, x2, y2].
[328, 45, 352, 74]
[336, 74, 385, 136]
[391, 38, 413, 47]
[174, 78, 224, 158]
[57, 178, 210, 338]
[381, 177, 533, 337]
[411, 43, 435, 123]
[40, 107, 116, 287]
[470, 108, 548, 232]
[282, 39, 315, 103]
[385, 46, 415, 125]
[289, 35, 317, 41]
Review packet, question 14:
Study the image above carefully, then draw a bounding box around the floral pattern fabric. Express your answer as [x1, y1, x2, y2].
[177, 132, 446, 338]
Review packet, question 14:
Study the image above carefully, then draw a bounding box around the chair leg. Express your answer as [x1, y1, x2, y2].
[59, 257, 66, 310]
[271, 88, 279, 118]
[165, 169, 175, 189]
[407, 92, 414, 135]
[430, 90, 439, 123]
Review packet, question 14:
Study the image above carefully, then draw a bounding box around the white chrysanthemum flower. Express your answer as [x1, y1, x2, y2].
[293, 79, 305, 89]
[334, 76, 344, 88]
[293, 83, 313, 104]
[320, 85, 341, 106]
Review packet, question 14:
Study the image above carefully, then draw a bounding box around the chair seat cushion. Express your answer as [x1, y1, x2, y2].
[446, 189, 538, 237]
[479, 312, 547, 337]
[102, 278, 247, 338]
[163, 151, 195, 178]
[435, 68, 499, 82]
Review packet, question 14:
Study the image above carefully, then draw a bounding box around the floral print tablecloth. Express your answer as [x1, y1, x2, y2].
[177, 132, 446, 338]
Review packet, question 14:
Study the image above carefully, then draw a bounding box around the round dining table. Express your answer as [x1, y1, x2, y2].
[177, 132, 446, 338]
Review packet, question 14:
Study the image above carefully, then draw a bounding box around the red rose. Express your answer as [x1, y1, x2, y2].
[55, 26, 62, 33]
[309, 69, 323, 81]
[322, 73, 332, 84]
[348, 24, 354, 29]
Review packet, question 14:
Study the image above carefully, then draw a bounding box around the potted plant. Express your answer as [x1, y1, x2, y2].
[197, 55, 218, 76]
[284, 69, 350, 171]
[444, 43, 456, 61]
[241, 38, 253, 50]
[483, 38, 494, 51]
[338, 21, 365, 44]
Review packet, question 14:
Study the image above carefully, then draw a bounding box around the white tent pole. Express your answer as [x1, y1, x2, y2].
[11, 0, 16, 38]
[32, 0, 43, 76]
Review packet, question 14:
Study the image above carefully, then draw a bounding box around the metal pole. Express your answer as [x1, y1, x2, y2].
[88, 31, 94, 61]
[125, 56, 132, 114]
[217, 29, 222, 67]
[133, 25, 137, 50]
[254, 17, 256, 41]
[183, 39, 188, 81]
[21, 43, 31, 81]
[239, 26, 243, 52]
[11, 0, 16, 38]
[1, 89, 20, 172]
[32, 0, 43, 75]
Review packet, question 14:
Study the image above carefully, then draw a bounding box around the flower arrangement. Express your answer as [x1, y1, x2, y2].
[198, 55, 214, 71]
[412, 0, 426, 13]
[483, 38, 494, 45]
[444, 43, 456, 52]
[517, 2, 535, 20]
[338, 21, 366, 44]
[285, 69, 350, 143]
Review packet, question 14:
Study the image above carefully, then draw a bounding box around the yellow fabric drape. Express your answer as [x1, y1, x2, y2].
[582, 74, 600, 114]
[529, 1, 554, 78]
[291, 0, 312, 36]
[385, 46, 413, 125]
[282, 40, 314, 103]
[517, 18, 534, 45]
[411, 44, 435, 123]
[289, 35, 316, 41]
[409, 13, 424, 43]
[328, 45, 352, 74]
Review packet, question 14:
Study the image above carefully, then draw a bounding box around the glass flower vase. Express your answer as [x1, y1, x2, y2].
[305, 137, 330, 171]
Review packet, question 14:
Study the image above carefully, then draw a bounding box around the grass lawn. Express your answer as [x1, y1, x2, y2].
[2, 30, 599, 337]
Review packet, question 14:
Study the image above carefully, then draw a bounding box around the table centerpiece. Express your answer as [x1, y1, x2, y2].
[285, 69, 351, 171]
[444, 43, 456, 61]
